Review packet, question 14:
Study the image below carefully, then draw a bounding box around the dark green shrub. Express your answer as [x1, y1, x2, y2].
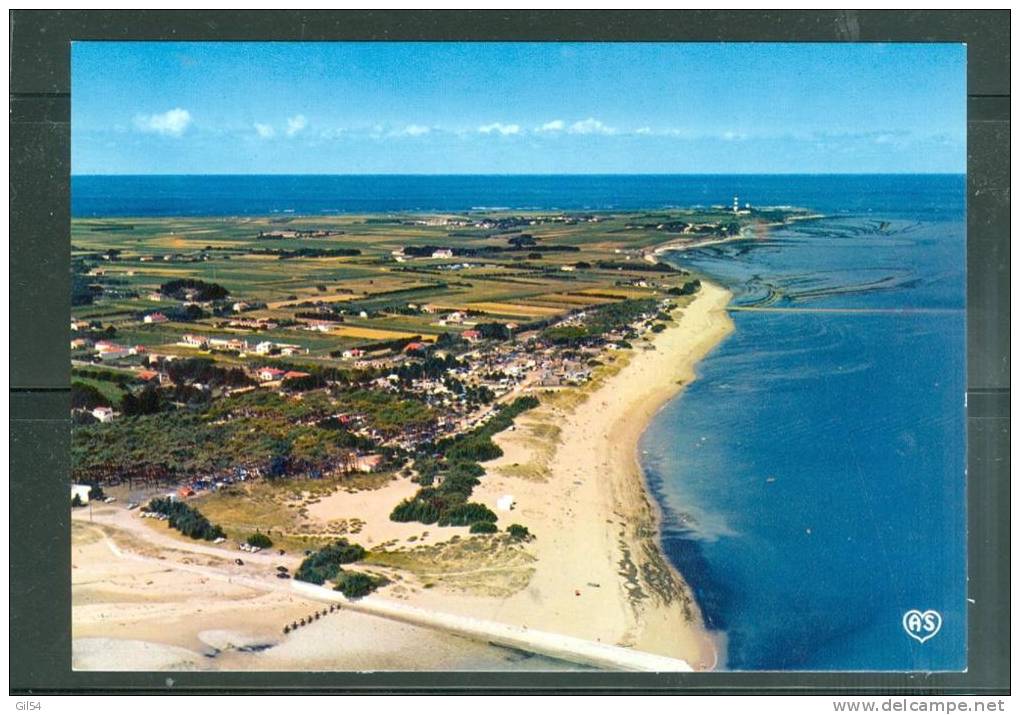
[247, 532, 273, 549]
[333, 571, 379, 599]
[294, 539, 367, 584]
[469, 521, 498, 534]
[438, 502, 497, 527]
[71, 382, 110, 410]
[390, 498, 441, 524]
[507, 523, 532, 541]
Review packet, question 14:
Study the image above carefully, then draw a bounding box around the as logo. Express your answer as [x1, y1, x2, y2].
[902, 609, 942, 644]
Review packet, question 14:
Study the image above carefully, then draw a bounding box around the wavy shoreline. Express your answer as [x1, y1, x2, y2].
[615, 280, 735, 666]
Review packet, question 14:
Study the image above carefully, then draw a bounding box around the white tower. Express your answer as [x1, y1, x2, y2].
[733, 195, 739, 214]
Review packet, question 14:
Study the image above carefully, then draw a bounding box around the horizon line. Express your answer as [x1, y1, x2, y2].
[72, 171, 966, 178]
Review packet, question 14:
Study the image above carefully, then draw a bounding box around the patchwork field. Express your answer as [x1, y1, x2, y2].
[71, 207, 804, 401]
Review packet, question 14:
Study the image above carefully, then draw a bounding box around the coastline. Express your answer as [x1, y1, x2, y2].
[644, 213, 826, 259]
[465, 279, 735, 668]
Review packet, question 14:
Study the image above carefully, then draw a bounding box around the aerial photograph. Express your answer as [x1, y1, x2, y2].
[69, 42, 966, 672]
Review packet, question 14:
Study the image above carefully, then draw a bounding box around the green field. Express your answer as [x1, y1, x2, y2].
[72, 208, 811, 368]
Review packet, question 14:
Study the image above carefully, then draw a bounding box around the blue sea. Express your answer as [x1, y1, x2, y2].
[72, 174, 967, 671]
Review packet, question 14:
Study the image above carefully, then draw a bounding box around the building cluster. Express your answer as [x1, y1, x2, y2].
[175, 334, 308, 357]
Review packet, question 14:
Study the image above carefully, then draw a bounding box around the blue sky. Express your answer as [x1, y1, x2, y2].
[71, 42, 966, 175]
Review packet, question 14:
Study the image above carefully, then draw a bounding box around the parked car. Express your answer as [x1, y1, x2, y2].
[234, 558, 244, 566]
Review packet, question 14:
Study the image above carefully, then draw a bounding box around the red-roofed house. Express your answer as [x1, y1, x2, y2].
[143, 312, 169, 324]
[283, 371, 312, 380]
[258, 367, 287, 382]
[404, 342, 427, 352]
[461, 330, 482, 342]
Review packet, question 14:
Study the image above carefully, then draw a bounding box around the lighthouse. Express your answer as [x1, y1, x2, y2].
[733, 195, 739, 214]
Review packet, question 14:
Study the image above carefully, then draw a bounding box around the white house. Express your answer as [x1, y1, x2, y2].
[179, 334, 209, 348]
[98, 348, 132, 361]
[71, 484, 92, 505]
[92, 406, 116, 422]
[258, 367, 287, 382]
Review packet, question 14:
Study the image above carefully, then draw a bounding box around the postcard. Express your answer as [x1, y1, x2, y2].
[69, 41, 966, 672]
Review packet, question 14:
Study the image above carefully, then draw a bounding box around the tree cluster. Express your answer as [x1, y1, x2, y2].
[146, 497, 226, 541]
[390, 397, 539, 527]
[158, 278, 230, 301]
[333, 571, 380, 599]
[294, 539, 368, 585]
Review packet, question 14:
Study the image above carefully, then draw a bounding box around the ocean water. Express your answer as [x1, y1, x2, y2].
[72, 173, 967, 671]
[73, 173, 959, 219]
[645, 176, 966, 670]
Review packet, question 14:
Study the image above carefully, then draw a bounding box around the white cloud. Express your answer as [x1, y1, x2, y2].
[569, 118, 615, 135]
[397, 124, 431, 137]
[635, 127, 652, 135]
[134, 108, 192, 137]
[254, 123, 275, 139]
[721, 131, 747, 141]
[478, 122, 521, 136]
[286, 115, 308, 137]
[537, 119, 565, 132]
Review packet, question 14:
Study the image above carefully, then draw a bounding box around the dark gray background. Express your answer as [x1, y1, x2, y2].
[9, 10, 1010, 694]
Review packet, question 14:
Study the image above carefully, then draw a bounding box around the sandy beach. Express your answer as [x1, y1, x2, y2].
[72, 280, 734, 671]
[460, 279, 735, 667]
